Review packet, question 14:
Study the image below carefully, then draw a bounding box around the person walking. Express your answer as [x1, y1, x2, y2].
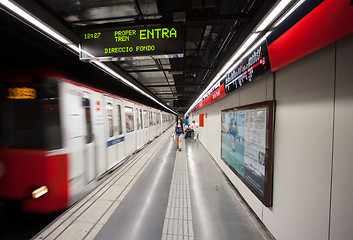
[173, 118, 185, 151]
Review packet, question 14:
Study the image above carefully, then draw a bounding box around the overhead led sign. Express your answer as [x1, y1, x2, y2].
[80, 24, 183, 61]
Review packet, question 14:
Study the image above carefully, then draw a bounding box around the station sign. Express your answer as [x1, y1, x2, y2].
[224, 41, 270, 94]
[79, 24, 183, 61]
[190, 40, 271, 114]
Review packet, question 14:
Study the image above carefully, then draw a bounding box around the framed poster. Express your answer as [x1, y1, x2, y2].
[221, 100, 274, 207]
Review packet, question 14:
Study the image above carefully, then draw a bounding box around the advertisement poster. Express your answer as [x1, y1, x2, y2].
[221, 101, 274, 206]
[244, 108, 266, 197]
[221, 110, 245, 177]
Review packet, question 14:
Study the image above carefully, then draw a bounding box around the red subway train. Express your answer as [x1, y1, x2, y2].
[0, 67, 175, 213]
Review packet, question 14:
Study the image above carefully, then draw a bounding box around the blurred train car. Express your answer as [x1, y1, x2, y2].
[0, 67, 175, 213]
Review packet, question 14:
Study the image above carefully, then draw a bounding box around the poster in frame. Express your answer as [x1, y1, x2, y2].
[221, 100, 274, 207]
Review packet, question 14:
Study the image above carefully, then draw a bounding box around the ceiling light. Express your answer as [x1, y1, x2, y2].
[273, 0, 305, 28]
[256, 0, 292, 32]
[0, 0, 70, 45]
[68, 44, 80, 53]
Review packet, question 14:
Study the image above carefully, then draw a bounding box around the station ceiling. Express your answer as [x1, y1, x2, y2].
[1, 0, 277, 114]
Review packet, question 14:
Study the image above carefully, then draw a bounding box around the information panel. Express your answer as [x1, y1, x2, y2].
[189, 40, 270, 113]
[80, 24, 183, 61]
[224, 41, 270, 94]
[221, 101, 274, 207]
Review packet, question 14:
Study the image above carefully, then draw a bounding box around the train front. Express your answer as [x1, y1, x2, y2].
[0, 70, 68, 213]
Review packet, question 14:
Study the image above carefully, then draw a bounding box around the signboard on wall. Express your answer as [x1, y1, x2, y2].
[221, 100, 274, 207]
[199, 114, 204, 127]
[224, 41, 271, 94]
[188, 40, 270, 115]
[79, 24, 183, 61]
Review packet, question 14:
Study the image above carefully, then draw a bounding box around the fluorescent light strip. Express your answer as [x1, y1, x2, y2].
[256, 0, 291, 32]
[273, 0, 305, 28]
[0, 0, 69, 44]
[68, 44, 80, 53]
[0, 0, 176, 114]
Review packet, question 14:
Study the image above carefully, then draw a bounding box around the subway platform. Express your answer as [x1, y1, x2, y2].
[34, 128, 273, 240]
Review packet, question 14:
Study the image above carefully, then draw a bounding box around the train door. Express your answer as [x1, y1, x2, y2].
[92, 93, 105, 177]
[157, 112, 161, 136]
[139, 108, 144, 146]
[105, 97, 117, 169]
[115, 100, 125, 163]
[149, 110, 153, 141]
[152, 111, 156, 139]
[161, 114, 164, 132]
[82, 92, 96, 183]
[61, 83, 86, 197]
[135, 105, 142, 149]
[124, 103, 137, 155]
[143, 109, 149, 143]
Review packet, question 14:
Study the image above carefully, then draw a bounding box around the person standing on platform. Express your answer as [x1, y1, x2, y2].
[173, 118, 185, 151]
[190, 120, 199, 140]
[183, 116, 189, 128]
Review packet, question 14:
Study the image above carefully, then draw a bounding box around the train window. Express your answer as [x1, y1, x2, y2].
[140, 109, 143, 129]
[149, 111, 152, 126]
[82, 98, 93, 143]
[125, 106, 134, 133]
[107, 103, 114, 137]
[136, 108, 140, 130]
[117, 104, 122, 135]
[143, 110, 148, 128]
[0, 78, 61, 149]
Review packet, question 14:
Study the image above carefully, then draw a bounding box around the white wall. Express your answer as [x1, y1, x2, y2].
[191, 33, 353, 240]
[264, 40, 335, 240]
[330, 34, 353, 240]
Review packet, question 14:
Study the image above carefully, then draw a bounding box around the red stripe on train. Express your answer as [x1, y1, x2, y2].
[0, 148, 68, 213]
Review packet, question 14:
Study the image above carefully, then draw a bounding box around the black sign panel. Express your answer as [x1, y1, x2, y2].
[224, 41, 270, 94]
[80, 24, 183, 60]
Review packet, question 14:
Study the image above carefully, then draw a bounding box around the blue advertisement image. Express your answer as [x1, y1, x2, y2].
[221, 107, 267, 197]
[221, 111, 245, 176]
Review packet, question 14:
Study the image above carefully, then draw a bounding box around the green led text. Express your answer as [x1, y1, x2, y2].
[140, 28, 177, 40]
[115, 30, 136, 42]
[105, 47, 134, 53]
[84, 32, 101, 40]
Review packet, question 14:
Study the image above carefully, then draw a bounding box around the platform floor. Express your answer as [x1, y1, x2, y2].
[35, 128, 273, 240]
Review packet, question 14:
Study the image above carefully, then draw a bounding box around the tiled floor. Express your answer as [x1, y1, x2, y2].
[162, 145, 194, 240]
[35, 128, 273, 240]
